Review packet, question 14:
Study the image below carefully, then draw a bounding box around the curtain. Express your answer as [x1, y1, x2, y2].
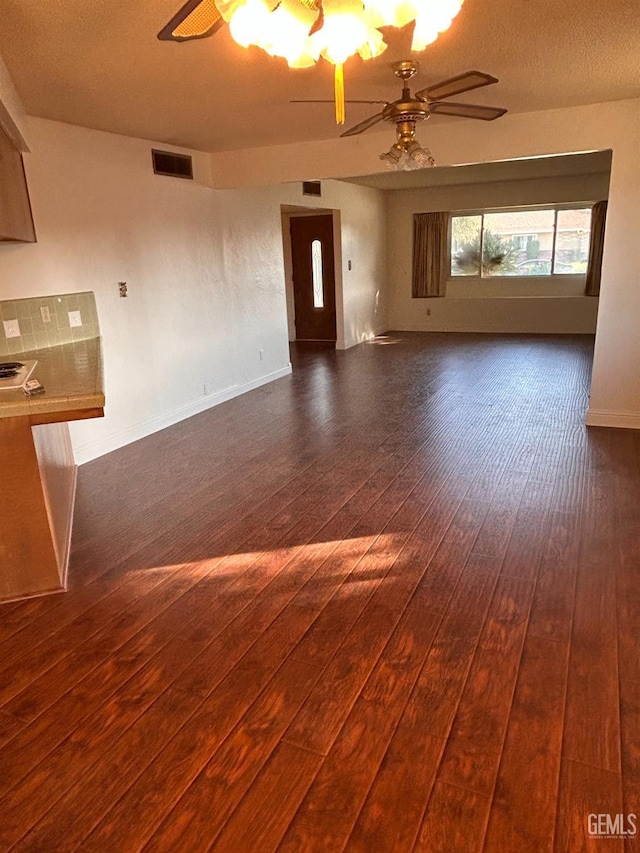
[585, 200, 608, 297]
[412, 212, 449, 298]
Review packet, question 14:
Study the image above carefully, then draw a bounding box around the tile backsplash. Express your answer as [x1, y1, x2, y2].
[0, 292, 100, 357]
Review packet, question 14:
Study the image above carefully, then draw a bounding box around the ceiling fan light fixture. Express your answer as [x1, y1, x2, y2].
[363, 0, 463, 32]
[411, 30, 437, 50]
[261, 0, 320, 66]
[227, 0, 272, 47]
[406, 140, 436, 168]
[307, 0, 387, 122]
[356, 26, 388, 61]
[380, 144, 403, 169]
[216, 0, 257, 23]
[310, 0, 385, 65]
[411, 20, 439, 50]
[161, 0, 472, 125]
[380, 138, 436, 170]
[411, 0, 463, 50]
[364, 0, 418, 29]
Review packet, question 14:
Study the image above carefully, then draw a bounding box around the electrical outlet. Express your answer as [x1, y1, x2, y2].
[259, 349, 264, 361]
[204, 382, 212, 396]
[40, 306, 51, 324]
[68, 310, 82, 328]
[3, 319, 20, 339]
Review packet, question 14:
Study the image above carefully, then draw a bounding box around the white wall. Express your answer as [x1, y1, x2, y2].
[0, 118, 293, 463]
[332, 183, 388, 348]
[0, 118, 388, 462]
[387, 171, 610, 334]
[212, 98, 640, 429]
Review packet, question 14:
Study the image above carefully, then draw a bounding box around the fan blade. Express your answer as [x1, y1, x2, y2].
[416, 71, 498, 101]
[291, 99, 388, 104]
[429, 102, 507, 121]
[340, 112, 385, 137]
[157, 0, 223, 41]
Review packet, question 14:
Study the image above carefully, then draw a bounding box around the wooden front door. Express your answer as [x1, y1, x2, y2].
[290, 214, 337, 342]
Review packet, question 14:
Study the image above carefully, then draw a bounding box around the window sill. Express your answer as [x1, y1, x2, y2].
[448, 274, 586, 283]
[442, 274, 588, 300]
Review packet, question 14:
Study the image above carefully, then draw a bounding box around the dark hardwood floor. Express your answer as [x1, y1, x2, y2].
[1, 332, 639, 852]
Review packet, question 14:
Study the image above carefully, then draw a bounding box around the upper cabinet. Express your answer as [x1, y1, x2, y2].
[0, 124, 36, 243]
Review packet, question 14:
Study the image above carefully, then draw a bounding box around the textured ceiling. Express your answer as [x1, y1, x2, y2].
[0, 0, 639, 152]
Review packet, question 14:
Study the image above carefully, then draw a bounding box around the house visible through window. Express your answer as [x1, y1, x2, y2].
[451, 206, 593, 277]
[311, 239, 324, 308]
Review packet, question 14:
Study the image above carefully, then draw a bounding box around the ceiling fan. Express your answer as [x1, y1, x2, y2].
[157, 0, 471, 125]
[158, 0, 225, 42]
[293, 60, 507, 168]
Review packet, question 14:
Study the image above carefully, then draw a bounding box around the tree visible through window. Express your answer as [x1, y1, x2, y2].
[451, 207, 592, 277]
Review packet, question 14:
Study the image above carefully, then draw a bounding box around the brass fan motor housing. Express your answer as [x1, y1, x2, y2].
[383, 63, 431, 141]
[382, 101, 431, 123]
[382, 102, 431, 145]
[391, 60, 420, 82]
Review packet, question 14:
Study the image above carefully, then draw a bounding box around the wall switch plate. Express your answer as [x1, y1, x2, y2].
[68, 310, 82, 328]
[40, 306, 51, 324]
[3, 319, 21, 338]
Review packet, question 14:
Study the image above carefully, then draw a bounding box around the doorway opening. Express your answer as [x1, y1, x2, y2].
[281, 206, 340, 346]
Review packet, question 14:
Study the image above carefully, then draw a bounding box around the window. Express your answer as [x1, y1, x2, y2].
[512, 234, 537, 250]
[450, 206, 593, 277]
[311, 239, 324, 308]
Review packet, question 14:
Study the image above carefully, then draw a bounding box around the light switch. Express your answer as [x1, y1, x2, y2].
[68, 310, 82, 328]
[3, 319, 20, 339]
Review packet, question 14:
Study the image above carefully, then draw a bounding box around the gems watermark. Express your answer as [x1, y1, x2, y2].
[588, 814, 637, 839]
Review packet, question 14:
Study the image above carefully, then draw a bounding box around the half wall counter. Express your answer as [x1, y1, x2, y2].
[0, 292, 105, 602]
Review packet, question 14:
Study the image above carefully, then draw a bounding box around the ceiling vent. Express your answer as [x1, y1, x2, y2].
[152, 149, 193, 180]
[302, 181, 322, 197]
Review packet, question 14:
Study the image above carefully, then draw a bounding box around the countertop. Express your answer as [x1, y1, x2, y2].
[0, 337, 104, 421]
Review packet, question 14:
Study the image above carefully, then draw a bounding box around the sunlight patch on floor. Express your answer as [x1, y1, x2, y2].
[133, 535, 398, 595]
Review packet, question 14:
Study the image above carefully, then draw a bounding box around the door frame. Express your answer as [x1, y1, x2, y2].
[281, 205, 346, 350]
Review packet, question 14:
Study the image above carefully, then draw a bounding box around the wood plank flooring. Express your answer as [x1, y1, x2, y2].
[1, 332, 639, 852]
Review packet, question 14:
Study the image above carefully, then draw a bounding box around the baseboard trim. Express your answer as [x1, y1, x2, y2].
[390, 323, 596, 335]
[585, 409, 640, 430]
[72, 364, 293, 464]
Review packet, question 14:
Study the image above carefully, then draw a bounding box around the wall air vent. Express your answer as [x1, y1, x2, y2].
[302, 181, 322, 197]
[152, 149, 193, 180]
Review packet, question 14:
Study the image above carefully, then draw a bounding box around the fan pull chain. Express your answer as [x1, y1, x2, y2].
[334, 63, 345, 125]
